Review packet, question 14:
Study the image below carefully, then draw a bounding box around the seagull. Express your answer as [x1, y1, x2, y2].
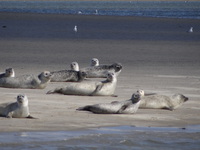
[74, 25, 77, 33]
[188, 27, 193, 33]
[95, 9, 98, 15]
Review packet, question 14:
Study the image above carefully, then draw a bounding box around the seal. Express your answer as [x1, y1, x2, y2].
[77, 92, 141, 114]
[81, 62, 122, 78]
[50, 70, 87, 82]
[0, 94, 35, 118]
[0, 68, 15, 78]
[138, 90, 189, 110]
[70, 62, 79, 71]
[47, 72, 117, 96]
[91, 58, 99, 67]
[0, 71, 52, 89]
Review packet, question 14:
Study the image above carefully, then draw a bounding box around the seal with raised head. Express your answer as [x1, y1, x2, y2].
[47, 72, 117, 96]
[90, 58, 99, 67]
[81, 62, 122, 78]
[0, 71, 52, 89]
[77, 92, 141, 114]
[70, 62, 79, 71]
[138, 90, 189, 110]
[0, 94, 35, 118]
[0, 68, 15, 78]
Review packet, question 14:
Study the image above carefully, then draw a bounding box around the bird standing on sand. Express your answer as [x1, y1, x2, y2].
[188, 27, 193, 33]
[74, 25, 77, 33]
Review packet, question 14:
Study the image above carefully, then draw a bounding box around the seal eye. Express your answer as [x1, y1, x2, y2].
[134, 94, 139, 99]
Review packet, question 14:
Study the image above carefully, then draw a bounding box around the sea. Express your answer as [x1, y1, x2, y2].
[0, 125, 200, 150]
[0, 1, 200, 19]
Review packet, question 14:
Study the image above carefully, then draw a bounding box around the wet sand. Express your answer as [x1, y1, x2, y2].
[0, 12, 200, 132]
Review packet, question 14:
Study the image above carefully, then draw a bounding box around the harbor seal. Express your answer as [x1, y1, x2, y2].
[70, 62, 79, 71]
[47, 72, 117, 96]
[0, 71, 52, 89]
[0, 94, 35, 118]
[0, 68, 15, 78]
[77, 92, 141, 114]
[91, 58, 99, 66]
[81, 62, 122, 78]
[138, 90, 189, 110]
[50, 69, 87, 82]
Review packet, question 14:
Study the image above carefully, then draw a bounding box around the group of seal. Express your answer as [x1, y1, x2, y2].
[0, 58, 189, 118]
[76, 89, 189, 114]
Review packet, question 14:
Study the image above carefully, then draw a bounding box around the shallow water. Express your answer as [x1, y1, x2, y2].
[0, 1, 200, 19]
[0, 125, 199, 150]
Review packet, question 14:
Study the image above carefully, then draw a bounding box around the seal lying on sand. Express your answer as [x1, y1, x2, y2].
[50, 70, 87, 82]
[0, 94, 35, 118]
[91, 58, 99, 67]
[81, 63, 122, 78]
[70, 62, 79, 71]
[0, 68, 15, 78]
[0, 71, 52, 89]
[138, 90, 189, 110]
[77, 92, 141, 114]
[47, 72, 117, 96]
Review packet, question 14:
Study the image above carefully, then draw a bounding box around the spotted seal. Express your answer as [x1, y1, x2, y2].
[47, 72, 117, 96]
[0, 71, 52, 89]
[77, 92, 141, 114]
[50, 70, 87, 82]
[0, 68, 15, 78]
[0, 94, 35, 118]
[81, 62, 122, 78]
[138, 90, 189, 110]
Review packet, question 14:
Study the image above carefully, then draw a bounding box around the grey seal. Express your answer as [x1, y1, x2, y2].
[0, 94, 35, 118]
[0, 71, 52, 89]
[77, 92, 141, 114]
[47, 72, 117, 96]
[91, 58, 99, 67]
[138, 90, 189, 110]
[0, 68, 15, 78]
[50, 70, 87, 82]
[81, 62, 122, 78]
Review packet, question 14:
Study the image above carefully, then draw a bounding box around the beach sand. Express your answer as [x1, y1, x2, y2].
[0, 12, 200, 132]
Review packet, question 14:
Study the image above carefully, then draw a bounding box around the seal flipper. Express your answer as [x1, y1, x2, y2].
[26, 115, 37, 119]
[77, 106, 91, 111]
[116, 104, 129, 114]
[89, 84, 103, 96]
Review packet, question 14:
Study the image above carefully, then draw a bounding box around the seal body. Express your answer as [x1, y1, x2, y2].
[0, 71, 52, 89]
[0, 94, 33, 118]
[81, 63, 122, 78]
[0, 68, 15, 78]
[50, 70, 87, 82]
[47, 72, 117, 96]
[139, 93, 189, 110]
[77, 93, 141, 114]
